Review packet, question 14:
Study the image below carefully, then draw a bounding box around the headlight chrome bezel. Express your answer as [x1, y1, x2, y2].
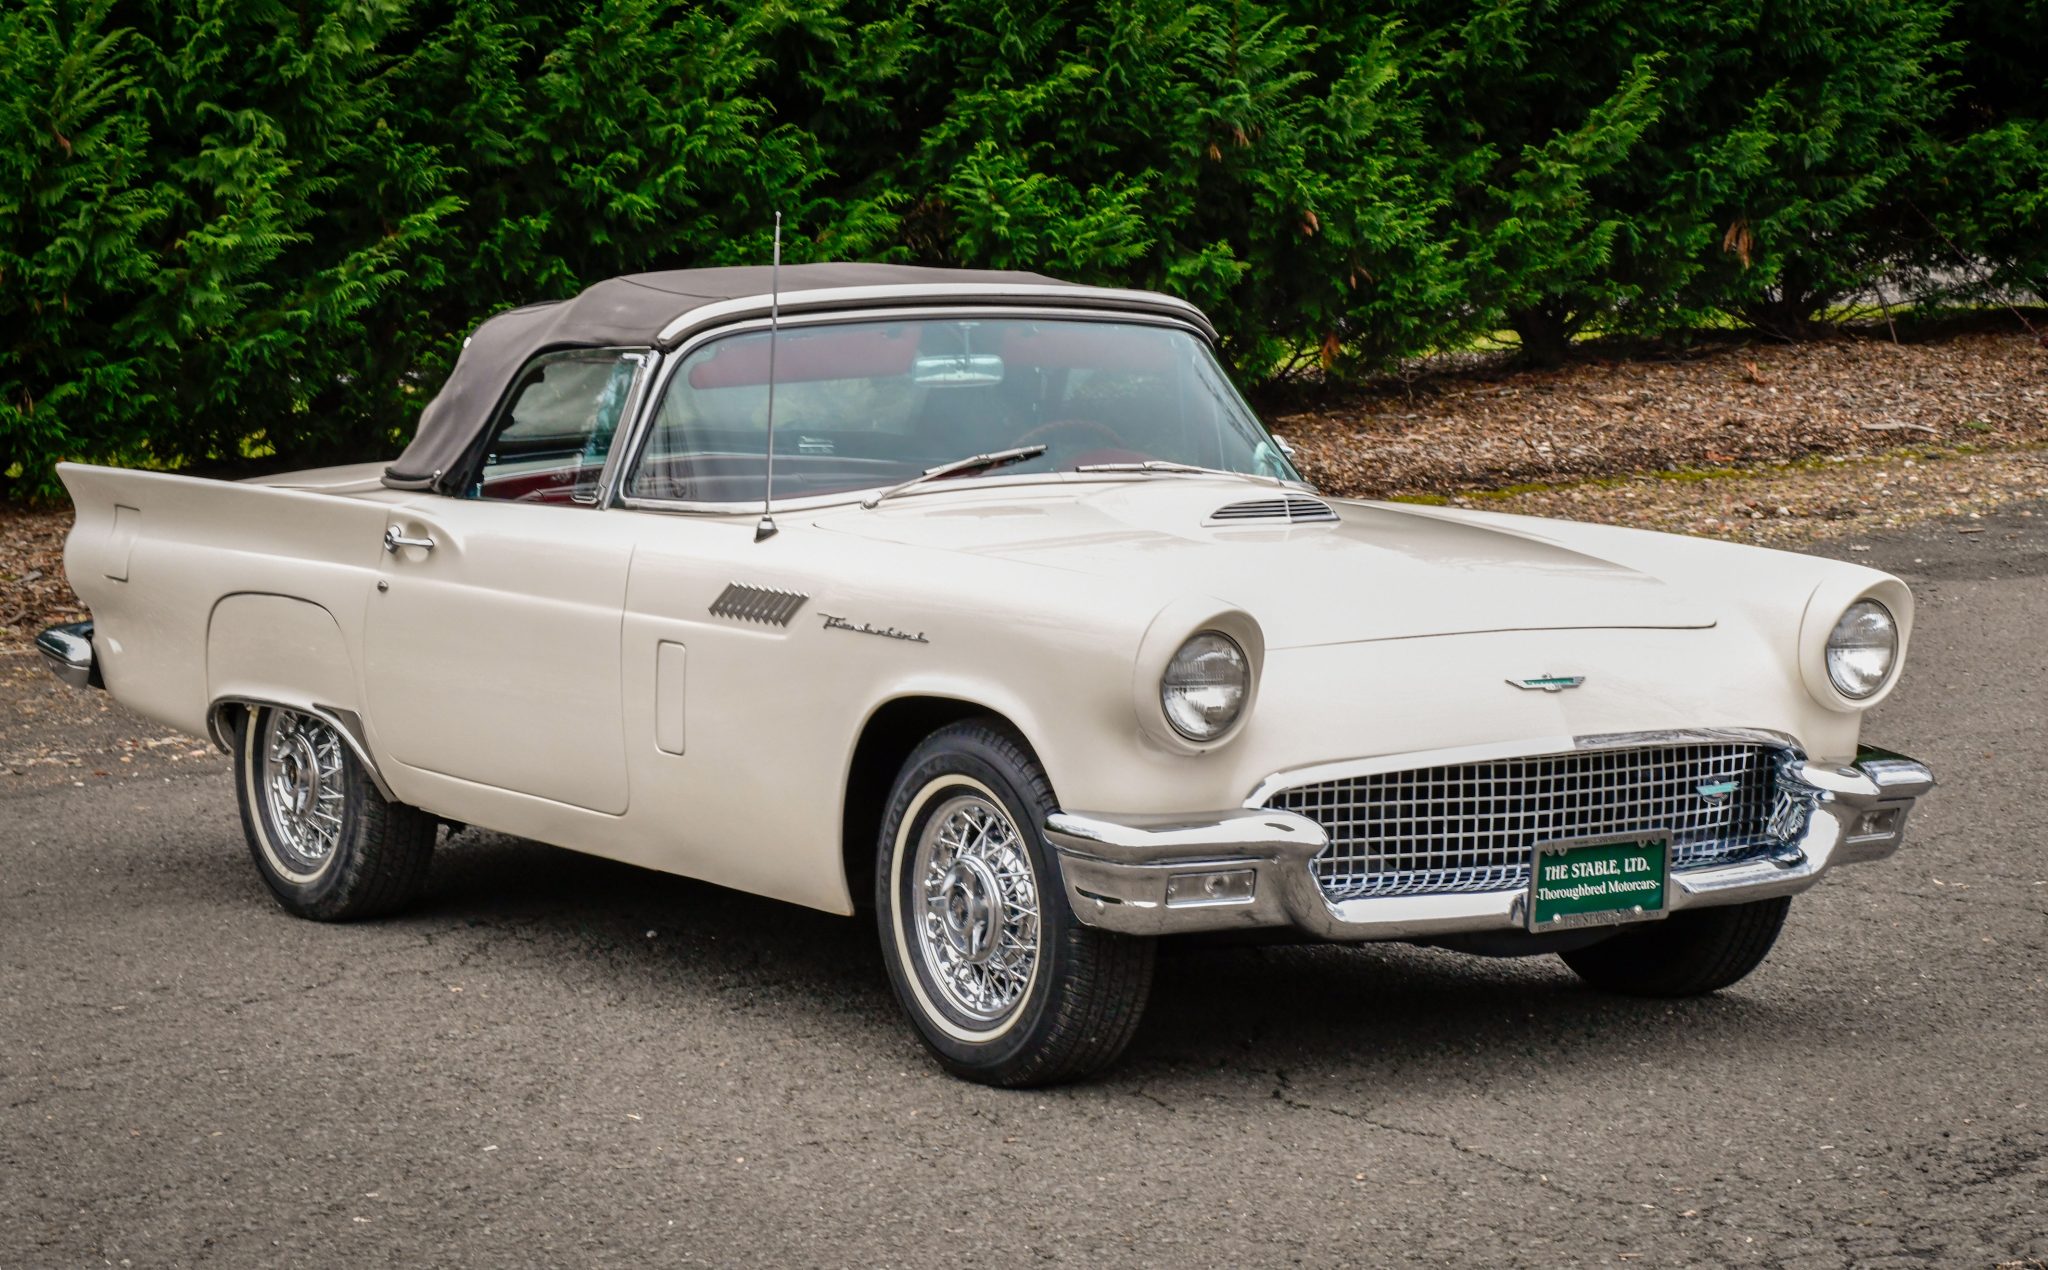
[1798, 577, 1912, 712]
[1824, 599, 1899, 700]
[1132, 600, 1265, 752]
[1160, 631, 1251, 742]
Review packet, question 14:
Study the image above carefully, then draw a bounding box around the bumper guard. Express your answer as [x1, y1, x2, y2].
[35, 621, 101, 690]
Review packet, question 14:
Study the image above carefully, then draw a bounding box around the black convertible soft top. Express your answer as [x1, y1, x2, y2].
[383, 263, 1212, 493]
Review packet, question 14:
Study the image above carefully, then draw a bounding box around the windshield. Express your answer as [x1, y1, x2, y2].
[622, 317, 1300, 504]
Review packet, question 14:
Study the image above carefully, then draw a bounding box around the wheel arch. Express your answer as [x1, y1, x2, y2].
[204, 593, 394, 800]
[209, 698, 396, 802]
[841, 694, 1047, 910]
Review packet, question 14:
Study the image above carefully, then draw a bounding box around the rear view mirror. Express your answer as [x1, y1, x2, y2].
[912, 353, 1005, 386]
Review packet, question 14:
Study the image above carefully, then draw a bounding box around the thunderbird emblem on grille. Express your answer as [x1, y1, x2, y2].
[1696, 780, 1740, 801]
[1506, 674, 1585, 692]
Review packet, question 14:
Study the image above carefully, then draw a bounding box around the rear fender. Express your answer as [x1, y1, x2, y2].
[203, 593, 394, 799]
[57, 463, 393, 736]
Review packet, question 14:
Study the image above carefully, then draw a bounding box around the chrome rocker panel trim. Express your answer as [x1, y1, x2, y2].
[35, 621, 101, 690]
[1046, 737, 1935, 940]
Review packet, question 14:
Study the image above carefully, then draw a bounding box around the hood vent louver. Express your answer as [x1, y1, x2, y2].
[1206, 495, 1340, 526]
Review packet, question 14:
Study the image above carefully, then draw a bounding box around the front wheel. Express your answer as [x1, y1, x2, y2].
[1560, 897, 1791, 997]
[875, 720, 1155, 1086]
[234, 705, 437, 921]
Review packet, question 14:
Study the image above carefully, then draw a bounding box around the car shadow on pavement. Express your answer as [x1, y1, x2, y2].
[411, 830, 892, 999]
[1130, 938, 1817, 1082]
[393, 831, 1840, 1088]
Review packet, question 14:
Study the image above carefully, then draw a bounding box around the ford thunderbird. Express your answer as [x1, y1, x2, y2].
[40, 263, 1934, 1085]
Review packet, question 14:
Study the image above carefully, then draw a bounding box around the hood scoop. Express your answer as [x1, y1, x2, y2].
[1206, 495, 1339, 526]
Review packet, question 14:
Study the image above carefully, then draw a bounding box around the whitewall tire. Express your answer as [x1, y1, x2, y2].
[875, 719, 1154, 1086]
[234, 705, 436, 921]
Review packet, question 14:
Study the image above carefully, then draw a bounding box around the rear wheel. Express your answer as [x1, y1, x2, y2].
[234, 705, 436, 921]
[1560, 897, 1791, 997]
[875, 720, 1154, 1086]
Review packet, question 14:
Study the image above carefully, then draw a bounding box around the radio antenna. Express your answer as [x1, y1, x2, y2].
[755, 211, 783, 543]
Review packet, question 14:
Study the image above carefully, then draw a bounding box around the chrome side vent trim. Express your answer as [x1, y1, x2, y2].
[709, 582, 808, 627]
[1207, 496, 1339, 526]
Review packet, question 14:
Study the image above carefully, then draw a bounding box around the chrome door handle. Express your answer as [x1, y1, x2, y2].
[383, 525, 436, 554]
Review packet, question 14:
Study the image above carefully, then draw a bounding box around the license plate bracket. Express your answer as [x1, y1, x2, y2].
[1527, 834, 1672, 932]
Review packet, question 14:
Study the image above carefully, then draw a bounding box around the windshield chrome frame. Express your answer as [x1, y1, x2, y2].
[606, 305, 1309, 516]
[653, 283, 1215, 347]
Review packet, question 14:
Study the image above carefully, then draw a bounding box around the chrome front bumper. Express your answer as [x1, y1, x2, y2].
[1045, 745, 1935, 941]
[35, 621, 100, 690]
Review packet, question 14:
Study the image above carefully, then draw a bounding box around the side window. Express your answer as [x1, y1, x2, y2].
[473, 350, 644, 504]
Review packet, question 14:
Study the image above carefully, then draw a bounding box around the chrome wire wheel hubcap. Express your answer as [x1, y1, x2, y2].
[912, 793, 1041, 1024]
[259, 709, 347, 878]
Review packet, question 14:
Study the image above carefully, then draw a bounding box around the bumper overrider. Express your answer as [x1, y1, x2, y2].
[1045, 741, 1935, 941]
[35, 621, 101, 690]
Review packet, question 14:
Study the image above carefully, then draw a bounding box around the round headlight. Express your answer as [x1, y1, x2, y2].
[1161, 632, 1249, 741]
[1825, 600, 1898, 699]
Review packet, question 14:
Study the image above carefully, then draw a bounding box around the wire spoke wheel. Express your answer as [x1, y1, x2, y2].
[234, 703, 436, 922]
[257, 708, 349, 879]
[877, 721, 1155, 1085]
[911, 793, 1041, 1025]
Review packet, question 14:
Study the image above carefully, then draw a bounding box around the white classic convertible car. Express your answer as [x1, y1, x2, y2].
[42, 263, 1934, 1085]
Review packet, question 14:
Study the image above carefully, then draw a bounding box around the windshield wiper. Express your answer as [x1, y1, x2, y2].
[1073, 460, 1290, 487]
[860, 445, 1049, 509]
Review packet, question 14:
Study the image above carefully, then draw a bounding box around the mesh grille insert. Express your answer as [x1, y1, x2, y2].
[1265, 743, 1789, 902]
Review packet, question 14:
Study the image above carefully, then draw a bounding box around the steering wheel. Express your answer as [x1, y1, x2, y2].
[1016, 418, 1128, 463]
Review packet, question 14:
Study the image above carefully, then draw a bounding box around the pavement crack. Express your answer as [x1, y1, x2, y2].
[1129, 1085, 1176, 1114]
[1267, 1079, 1549, 1184]
[1262, 1067, 1769, 1249]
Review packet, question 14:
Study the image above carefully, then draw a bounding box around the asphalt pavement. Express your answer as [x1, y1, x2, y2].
[3, 506, 2044, 1268]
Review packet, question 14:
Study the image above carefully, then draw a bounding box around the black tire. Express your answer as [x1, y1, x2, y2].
[1560, 897, 1791, 997]
[234, 705, 436, 921]
[875, 719, 1155, 1086]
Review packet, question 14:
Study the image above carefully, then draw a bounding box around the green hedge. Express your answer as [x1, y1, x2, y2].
[3, 0, 2042, 497]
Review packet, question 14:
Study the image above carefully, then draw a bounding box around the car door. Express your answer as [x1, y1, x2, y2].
[362, 349, 648, 815]
[600, 326, 862, 910]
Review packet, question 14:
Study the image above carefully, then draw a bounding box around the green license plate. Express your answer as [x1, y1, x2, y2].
[1528, 835, 1671, 932]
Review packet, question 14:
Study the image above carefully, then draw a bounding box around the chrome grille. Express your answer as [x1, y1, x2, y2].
[1267, 743, 1790, 902]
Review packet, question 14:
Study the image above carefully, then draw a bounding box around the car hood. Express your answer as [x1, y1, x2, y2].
[813, 479, 1716, 648]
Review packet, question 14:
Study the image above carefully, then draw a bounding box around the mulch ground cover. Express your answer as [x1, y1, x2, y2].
[1457, 445, 2048, 548]
[1271, 327, 2046, 500]
[1264, 324, 2046, 547]
[1, 507, 81, 650]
